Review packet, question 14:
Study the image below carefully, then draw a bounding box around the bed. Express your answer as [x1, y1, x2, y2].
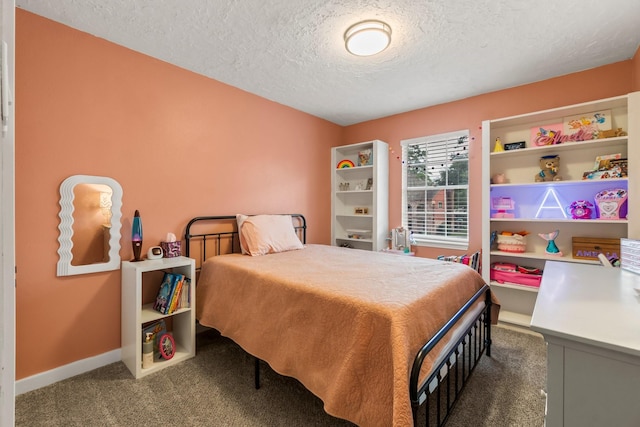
[185, 214, 497, 427]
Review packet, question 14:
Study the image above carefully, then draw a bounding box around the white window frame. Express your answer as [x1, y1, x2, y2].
[401, 130, 469, 250]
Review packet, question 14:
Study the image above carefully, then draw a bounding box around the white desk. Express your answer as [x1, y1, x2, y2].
[530, 261, 640, 427]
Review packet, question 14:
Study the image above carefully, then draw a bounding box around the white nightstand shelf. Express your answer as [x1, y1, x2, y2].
[121, 256, 196, 379]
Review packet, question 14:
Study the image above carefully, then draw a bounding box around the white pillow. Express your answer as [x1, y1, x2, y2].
[237, 214, 303, 256]
[235, 214, 250, 255]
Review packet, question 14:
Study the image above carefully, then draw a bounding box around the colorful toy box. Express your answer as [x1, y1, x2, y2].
[594, 188, 627, 219]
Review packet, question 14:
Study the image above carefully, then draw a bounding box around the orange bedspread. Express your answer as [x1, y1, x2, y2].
[196, 244, 492, 427]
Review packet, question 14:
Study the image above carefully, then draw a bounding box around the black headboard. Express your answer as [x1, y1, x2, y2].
[184, 214, 307, 270]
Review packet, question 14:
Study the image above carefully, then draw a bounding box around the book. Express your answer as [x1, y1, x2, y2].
[167, 274, 184, 314]
[141, 319, 167, 361]
[153, 272, 175, 313]
[160, 273, 182, 315]
[178, 277, 191, 310]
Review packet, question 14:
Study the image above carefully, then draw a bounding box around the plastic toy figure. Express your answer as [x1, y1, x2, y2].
[539, 230, 563, 256]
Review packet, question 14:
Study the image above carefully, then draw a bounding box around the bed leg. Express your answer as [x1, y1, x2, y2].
[254, 357, 261, 389]
[484, 289, 492, 358]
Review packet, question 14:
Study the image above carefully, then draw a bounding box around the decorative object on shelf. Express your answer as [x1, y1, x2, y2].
[535, 155, 562, 182]
[391, 227, 411, 251]
[496, 231, 528, 253]
[142, 332, 154, 369]
[594, 188, 628, 219]
[531, 123, 563, 146]
[339, 182, 351, 191]
[491, 173, 506, 184]
[141, 319, 167, 361]
[535, 188, 568, 219]
[539, 229, 563, 256]
[563, 110, 611, 140]
[158, 333, 176, 360]
[490, 197, 515, 218]
[358, 149, 373, 166]
[583, 154, 627, 179]
[598, 127, 627, 138]
[503, 141, 526, 151]
[573, 237, 621, 264]
[365, 178, 373, 190]
[489, 230, 498, 249]
[347, 228, 371, 240]
[490, 262, 543, 288]
[567, 200, 594, 219]
[147, 246, 163, 260]
[337, 159, 355, 168]
[161, 232, 182, 257]
[492, 137, 504, 152]
[354, 207, 369, 215]
[131, 210, 143, 262]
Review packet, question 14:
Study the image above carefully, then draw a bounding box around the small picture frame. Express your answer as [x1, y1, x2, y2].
[365, 178, 373, 190]
[354, 207, 369, 215]
[158, 333, 175, 360]
[358, 149, 373, 166]
[503, 141, 525, 151]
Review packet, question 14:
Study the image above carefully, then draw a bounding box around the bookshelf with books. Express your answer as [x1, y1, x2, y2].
[121, 256, 195, 379]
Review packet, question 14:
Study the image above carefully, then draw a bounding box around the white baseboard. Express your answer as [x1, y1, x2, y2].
[15, 348, 121, 395]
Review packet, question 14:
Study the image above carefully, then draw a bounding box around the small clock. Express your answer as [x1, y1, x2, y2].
[158, 333, 175, 360]
[147, 246, 163, 260]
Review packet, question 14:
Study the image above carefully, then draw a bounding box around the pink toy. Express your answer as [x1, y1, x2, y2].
[594, 188, 628, 219]
[491, 197, 515, 218]
[567, 200, 594, 219]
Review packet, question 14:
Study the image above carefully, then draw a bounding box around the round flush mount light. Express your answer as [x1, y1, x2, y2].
[344, 20, 391, 56]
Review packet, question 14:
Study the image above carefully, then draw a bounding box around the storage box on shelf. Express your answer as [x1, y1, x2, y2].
[121, 256, 195, 379]
[481, 92, 640, 327]
[331, 140, 389, 251]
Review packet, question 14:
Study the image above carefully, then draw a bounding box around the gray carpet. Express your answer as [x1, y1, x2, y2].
[16, 325, 546, 426]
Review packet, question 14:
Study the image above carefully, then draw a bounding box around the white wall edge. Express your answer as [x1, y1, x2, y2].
[15, 348, 121, 395]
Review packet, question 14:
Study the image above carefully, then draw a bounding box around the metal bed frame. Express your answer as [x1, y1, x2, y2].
[185, 214, 492, 427]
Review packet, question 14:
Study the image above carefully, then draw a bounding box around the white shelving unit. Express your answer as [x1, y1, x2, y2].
[331, 140, 389, 251]
[121, 256, 196, 379]
[481, 92, 640, 327]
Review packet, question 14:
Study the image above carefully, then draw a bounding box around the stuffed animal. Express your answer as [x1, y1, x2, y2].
[535, 155, 561, 182]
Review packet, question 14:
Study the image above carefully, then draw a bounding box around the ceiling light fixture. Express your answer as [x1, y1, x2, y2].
[344, 20, 391, 57]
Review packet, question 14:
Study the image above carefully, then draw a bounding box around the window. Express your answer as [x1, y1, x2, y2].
[401, 130, 469, 249]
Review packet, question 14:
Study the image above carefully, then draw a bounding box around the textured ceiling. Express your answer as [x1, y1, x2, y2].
[16, 0, 640, 126]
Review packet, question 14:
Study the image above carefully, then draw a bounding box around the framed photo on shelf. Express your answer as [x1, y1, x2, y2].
[358, 149, 373, 166]
[158, 333, 175, 360]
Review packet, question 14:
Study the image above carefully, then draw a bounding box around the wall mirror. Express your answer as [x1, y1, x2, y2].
[57, 175, 123, 276]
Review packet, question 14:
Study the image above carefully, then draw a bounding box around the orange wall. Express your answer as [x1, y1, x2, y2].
[15, 10, 341, 379]
[15, 8, 639, 381]
[343, 61, 634, 258]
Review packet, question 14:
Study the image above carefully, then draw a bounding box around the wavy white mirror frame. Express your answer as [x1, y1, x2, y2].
[57, 175, 123, 276]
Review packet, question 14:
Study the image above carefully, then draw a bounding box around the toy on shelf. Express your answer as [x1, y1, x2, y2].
[491, 197, 515, 218]
[567, 200, 594, 219]
[491, 173, 506, 184]
[598, 127, 627, 139]
[582, 153, 627, 180]
[493, 137, 504, 152]
[539, 229, 563, 256]
[495, 230, 529, 253]
[535, 155, 562, 182]
[594, 188, 628, 219]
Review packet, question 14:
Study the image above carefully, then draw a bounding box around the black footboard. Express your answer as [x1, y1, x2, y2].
[410, 284, 492, 427]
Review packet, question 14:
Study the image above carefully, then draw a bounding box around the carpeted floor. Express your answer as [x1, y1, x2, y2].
[16, 325, 546, 426]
